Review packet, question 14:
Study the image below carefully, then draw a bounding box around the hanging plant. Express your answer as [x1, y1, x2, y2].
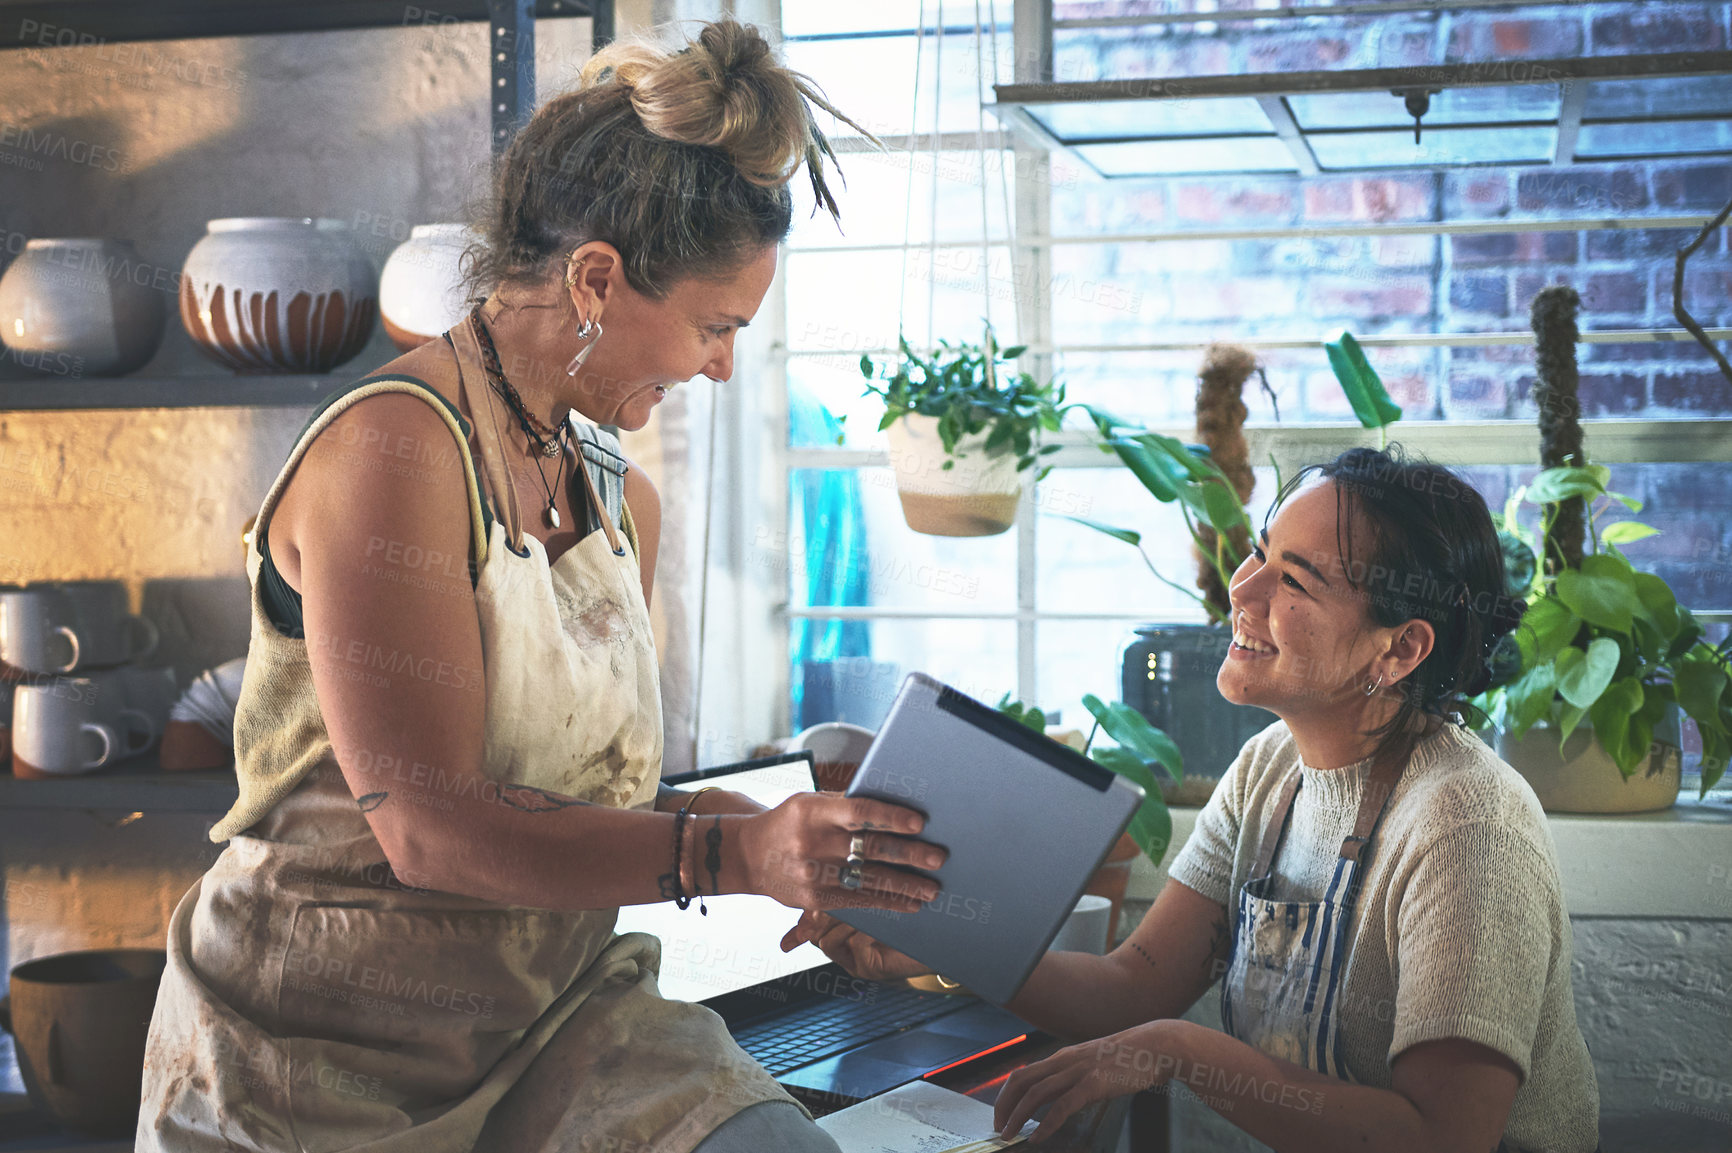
[860, 329, 1067, 537]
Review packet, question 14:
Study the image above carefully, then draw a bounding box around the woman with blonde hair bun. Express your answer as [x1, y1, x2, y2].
[137, 21, 932, 1153]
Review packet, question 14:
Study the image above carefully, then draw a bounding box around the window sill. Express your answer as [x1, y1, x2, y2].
[1126, 794, 1732, 919]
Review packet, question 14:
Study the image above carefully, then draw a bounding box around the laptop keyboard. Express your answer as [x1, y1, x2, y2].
[732, 984, 962, 1076]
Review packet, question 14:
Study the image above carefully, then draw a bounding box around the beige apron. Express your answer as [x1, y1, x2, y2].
[137, 322, 805, 1152]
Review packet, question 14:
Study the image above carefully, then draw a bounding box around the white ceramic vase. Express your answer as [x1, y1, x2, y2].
[1495, 718, 1682, 814]
[0, 239, 166, 376]
[379, 224, 474, 351]
[179, 217, 377, 373]
[885, 413, 1024, 537]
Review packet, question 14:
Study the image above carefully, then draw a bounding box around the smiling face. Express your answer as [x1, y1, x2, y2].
[1218, 479, 1401, 722]
[568, 243, 779, 430]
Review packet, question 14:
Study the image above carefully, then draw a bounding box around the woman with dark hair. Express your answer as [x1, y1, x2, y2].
[137, 21, 942, 1153]
[792, 448, 1602, 1152]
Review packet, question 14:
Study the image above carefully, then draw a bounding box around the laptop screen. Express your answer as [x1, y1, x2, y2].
[613, 757, 832, 1003]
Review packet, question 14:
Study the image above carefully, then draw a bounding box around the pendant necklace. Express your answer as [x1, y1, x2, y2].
[468, 307, 571, 529]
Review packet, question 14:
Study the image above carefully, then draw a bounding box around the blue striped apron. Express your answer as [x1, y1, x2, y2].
[1219, 756, 1402, 1081]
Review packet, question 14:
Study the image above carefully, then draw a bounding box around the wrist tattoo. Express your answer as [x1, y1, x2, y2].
[657, 871, 680, 901]
[704, 817, 723, 898]
[358, 792, 388, 812]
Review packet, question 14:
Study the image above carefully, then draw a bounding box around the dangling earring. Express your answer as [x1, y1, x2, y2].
[566, 316, 603, 377]
[1364, 674, 1384, 697]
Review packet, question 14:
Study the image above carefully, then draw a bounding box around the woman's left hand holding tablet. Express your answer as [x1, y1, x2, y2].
[991, 1020, 1184, 1144]
[738, 793, 945, 915]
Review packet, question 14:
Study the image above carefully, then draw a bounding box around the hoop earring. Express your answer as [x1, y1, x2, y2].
[566, 318, 603, 377]
[1364, 674, 1384, 697]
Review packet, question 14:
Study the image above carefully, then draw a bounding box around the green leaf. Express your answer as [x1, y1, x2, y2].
[1600, 521, 1659, 545]
[1107, 437, 1184, 502]
[859, 353, 875, 379]
[1553, 636, 1621, 708]
[1503, 661, 1558, 735]
[1324, 332, 1403, 430]
[1000, 345, 1027, 360]
[1676, 659, 1730, 729]
[1082, 694, 1183, 779]
[1555, 555, 1639, 634]
[1527, 465, 1608, 505]
[1515, 597, 1581, 667]
[1200, 479, 1250, 537]
[1557, 700, 1589, 743]
[1588, 676, 1645, 776]
[1499, 530, 1537, 598]
[1631, 571, 1679, 638]
[1089, 748, 1173, 866]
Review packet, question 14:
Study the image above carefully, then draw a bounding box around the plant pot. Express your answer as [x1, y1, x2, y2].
[1495, 714, 1682, 814]
[1, 948, 167, 1138]
[885, 414, 1022, 537]
[179, 217, 377, 372]
[379, 223, 473, 351]
[1122, 624, 1277, 806]
[0, 239, 166, 376]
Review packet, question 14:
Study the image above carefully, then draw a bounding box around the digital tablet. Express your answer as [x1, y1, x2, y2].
[833, 673, 1145, 1005]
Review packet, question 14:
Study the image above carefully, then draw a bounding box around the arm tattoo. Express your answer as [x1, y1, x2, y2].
[704, 816, 723, 897]
[358, 792, 388, 812]
[499, 783, 594, 813]
[1129, 941, 1159, 970]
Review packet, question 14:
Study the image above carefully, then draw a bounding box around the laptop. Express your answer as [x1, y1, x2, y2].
[613, 751, 1035, 1108]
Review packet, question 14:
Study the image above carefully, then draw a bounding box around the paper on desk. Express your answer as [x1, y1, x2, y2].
[815, 1080, 1032, 1153]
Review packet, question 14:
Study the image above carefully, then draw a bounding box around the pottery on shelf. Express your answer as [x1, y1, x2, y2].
[1495, 716, 1683, 814]
[380, 223, 474, 351]
[885, 414, 1023, 537]
[179, 217, 377, 372]
[0, 238, 167, 376]
[0, 949, 167, 1138]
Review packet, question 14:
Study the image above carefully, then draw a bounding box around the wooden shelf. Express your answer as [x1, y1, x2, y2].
[0, 756, 236, 812]
[0, 373, 351, 411]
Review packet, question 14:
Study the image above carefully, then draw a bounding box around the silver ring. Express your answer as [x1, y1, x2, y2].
[849, 833, 867, 859]
[839, 861, 864, 891]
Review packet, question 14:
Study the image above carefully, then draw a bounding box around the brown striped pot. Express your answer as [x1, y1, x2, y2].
[179, 217, 377, 373]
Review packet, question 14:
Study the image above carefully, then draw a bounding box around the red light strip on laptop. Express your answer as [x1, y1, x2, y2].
[921, 1034, 1029, 1079]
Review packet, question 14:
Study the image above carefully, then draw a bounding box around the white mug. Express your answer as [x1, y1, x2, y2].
[12, 675, 155, 777]
[0, 588, 81, 674]
[1048, 894, 1114, 955]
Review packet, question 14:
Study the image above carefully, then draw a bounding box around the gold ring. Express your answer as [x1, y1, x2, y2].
[849, 833, 867, 859]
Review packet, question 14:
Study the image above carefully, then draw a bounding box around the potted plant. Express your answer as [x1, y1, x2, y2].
[1474, 465, 1731, 811]
[859, 329, 1067, 537]
[1472, 286, 1732, 811]
[996, 693, 1178, 946]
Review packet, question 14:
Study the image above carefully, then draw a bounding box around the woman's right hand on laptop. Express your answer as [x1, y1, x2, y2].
[780, 909, 933, 982]
[739, 793, 945, 915]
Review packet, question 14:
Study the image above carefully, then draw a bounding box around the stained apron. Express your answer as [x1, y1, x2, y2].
[1219, 756, 1400, 1081]
[137, 313, 806, 1152]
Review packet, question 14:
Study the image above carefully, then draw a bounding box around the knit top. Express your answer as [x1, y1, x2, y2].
[1167, 719, 1600, 1152]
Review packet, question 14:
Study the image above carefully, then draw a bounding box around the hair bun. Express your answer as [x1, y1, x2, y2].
[583, 19, 846, 191]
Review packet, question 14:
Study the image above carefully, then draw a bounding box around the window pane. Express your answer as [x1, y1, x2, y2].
[785, 247, 1022, 360]
[788, 149, 1016, 250]
[791, 619, 1018, 731]
[1583, 77, 1732, 120]
[1077, 136, 1298, 176]
[786, 468, 1018, 613]
[1576, 119, 1732, 160]
[1036, 617, 1151, 734]
[1289, 86, 1560, 131]
[1308, 126, 1555, 169]
[1026, 96, 1271, 141]
[784, 31, 1014, 142]
[782, 0, 928, 37]
[1036, 466, 1281, 619]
